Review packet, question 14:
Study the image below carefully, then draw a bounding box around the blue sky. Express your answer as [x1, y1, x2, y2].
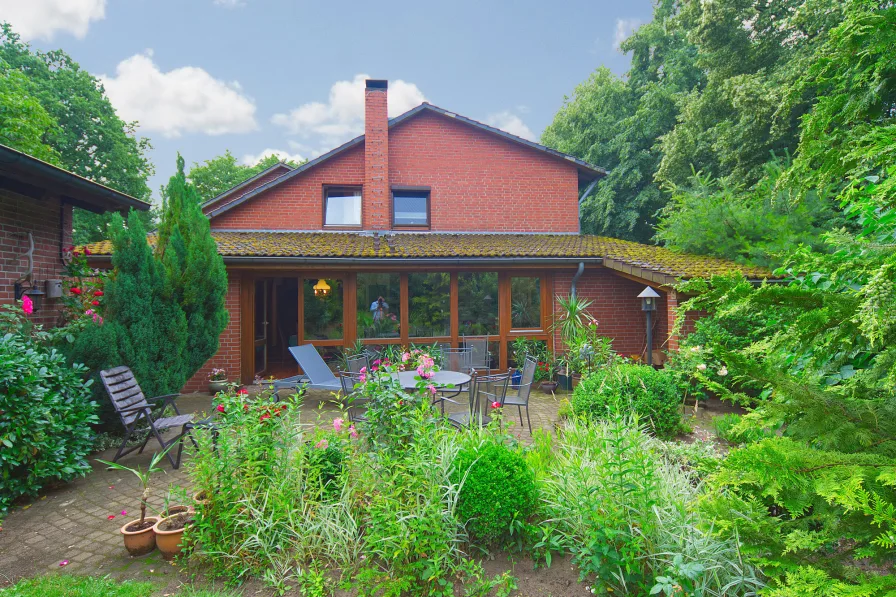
[7, 0, 652, 201]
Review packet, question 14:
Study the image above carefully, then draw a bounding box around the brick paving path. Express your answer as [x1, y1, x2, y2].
[0, 386, 564, 588]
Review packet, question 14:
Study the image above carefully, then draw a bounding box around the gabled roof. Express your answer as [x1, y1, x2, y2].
[83, 231, 774, 283]
[201, 161, 294, 210]
[205, 102, 607, 220]
[0, 143, 149, 213]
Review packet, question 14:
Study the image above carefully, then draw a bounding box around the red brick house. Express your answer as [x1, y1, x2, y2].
[87, 80, 768, 390]
[0, 144, 149, 328]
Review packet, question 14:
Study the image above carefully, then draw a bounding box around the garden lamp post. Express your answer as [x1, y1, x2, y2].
[638, 286, 660, 366]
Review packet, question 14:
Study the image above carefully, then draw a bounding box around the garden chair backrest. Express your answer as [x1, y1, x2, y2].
[100, 366, 151, 426]
[345, 353, 370, 374]
[471, 369, 512, 421]
[288, 345, 339, 385]
[339, 370, 364, 396]
[441, 347, 472, 372]
[464, 336, 490, 369]
[516, 355, 537, 405]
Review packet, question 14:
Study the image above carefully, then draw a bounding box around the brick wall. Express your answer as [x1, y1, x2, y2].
[206, 112, 580, 233]
[182, 273, 242, 393]
[364, 82, 390, 229]
[0, 190, 71, 328]
[553, 267, 670, 359]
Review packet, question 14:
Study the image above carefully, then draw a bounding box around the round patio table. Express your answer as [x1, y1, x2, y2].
[392, 369, 471, 391]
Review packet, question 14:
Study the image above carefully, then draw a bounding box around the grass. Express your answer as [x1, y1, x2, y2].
[0, 575, 240, 597]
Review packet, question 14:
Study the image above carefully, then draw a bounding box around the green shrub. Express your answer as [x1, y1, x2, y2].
[571, 364, 683, 437]
[711, 413, 771, 445]
[452, 439, 537, 546]
[0, 313, 97, 515]
[0, 575, 155, 597]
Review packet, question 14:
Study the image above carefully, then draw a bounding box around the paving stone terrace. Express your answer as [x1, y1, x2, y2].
[0, 386, 565, 590]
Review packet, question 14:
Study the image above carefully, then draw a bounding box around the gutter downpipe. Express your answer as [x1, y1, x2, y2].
[570, 261, 585, 299]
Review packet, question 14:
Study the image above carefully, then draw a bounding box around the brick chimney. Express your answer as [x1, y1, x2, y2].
[364, 79, 389, 230]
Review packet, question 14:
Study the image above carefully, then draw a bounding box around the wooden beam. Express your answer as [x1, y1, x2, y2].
[240, 275, 255, 384]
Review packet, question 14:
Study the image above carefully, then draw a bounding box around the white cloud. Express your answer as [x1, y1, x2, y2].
[272, 74, 426, 147]
[1, 0, 106, 41]
[240, 148, 305, 166]
[485, 111, 536, 142]
[99, 51, 258, 138]
[613, 18, 643, 49]
[213, 0, 245, 7]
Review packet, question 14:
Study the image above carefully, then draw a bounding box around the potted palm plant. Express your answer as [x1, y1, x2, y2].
[97, 447, 170, 556]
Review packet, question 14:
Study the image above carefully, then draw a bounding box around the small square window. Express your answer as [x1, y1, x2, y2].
[324, 187, 361, 227]
[392, 190, 430, 227]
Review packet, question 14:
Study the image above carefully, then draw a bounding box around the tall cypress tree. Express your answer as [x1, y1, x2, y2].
[157, 155, 229, 379]
[73, 211, 188, 425]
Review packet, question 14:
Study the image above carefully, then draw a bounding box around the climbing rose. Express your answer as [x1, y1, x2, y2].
[349, 425, 359, 439]
[491, 401, 501, 409]
[315, 439, 329, 449]
[216, 404, 225, 413]
[70, 287, 82, 295]
[91, 300, 100, 306]
[237, 388, 249, 395]
[333, 418, 344, 432]
[93, 290, 104, 297]
[21, 295, 33, 315]
[84, 248, 91, 255]
[427, 384, 437, 396]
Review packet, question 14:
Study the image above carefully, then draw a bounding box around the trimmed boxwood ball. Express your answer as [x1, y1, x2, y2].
[571, 364, 683, 438]
[451, 440, 537, 545]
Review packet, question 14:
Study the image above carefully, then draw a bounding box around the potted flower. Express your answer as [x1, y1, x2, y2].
[536, 355, 558, 393]
[97, 448, 170, 556]
[208, 368, 227, 394]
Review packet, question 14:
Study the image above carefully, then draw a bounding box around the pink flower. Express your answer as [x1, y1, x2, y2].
[491, 401, 501, 409]
[416, 365, 425, 376]
[360, 366, 367, 374]
[359, 373, 366, 383]
[121, 510, 127, 516]
[59, 560, 69, 567]
[315, 439, 329, 449]
[84, 248, 91, 256]
[422, 371, 434, 380]
[373, 359, 381, 366]
[349, 425, 359, 439]
[333, 418, 344, 432]
[402, 352, 410, 363]
[107, 515, 115, 520]
[237, 388, 249, 395]
[427, 384, 437, 396]
[21, 294, 33, 315]
[216, 404, 225, 413]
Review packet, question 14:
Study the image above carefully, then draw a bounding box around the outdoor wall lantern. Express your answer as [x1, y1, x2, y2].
[638, 286, 661, 366]
[14, 281, 45, 312]
[313, 279, 331, 297]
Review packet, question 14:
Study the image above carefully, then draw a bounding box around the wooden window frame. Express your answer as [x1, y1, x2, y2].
[322, 185, 363, 229]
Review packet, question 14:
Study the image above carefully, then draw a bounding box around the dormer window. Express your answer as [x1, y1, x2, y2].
[392, 187, 430, 228]
[324, 186, 362, 227]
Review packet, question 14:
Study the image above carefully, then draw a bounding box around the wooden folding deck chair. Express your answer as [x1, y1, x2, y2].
[100, 366, 196, 469]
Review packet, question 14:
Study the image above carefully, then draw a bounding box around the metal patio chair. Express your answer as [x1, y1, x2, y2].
[433, 347, 473, 413]
[344, 353, 370, 374]
[446, 369, 512, 430]
[339, 371, 368, 424]
[272, 345, 342, 392]
[463, 335, 491, 373]
[503, 355, 537, 433]
[100, 366, 196, 469]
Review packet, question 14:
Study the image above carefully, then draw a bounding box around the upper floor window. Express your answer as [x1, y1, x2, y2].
[392, 188, 430, 227]
[324, 186, 362, 227]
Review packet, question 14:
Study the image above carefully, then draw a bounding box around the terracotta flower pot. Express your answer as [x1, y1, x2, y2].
[153, 512, 194, 561]
[120, 516, 159, 556]
[160, 505, 191, 518]
[192, 490, 210, 508]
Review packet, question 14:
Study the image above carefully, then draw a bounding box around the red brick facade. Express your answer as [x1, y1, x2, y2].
[182, 274, 242, 393]
[553, 267, 671, 360]
[204, 164, 293, 214]
[0, 189, 72, 328]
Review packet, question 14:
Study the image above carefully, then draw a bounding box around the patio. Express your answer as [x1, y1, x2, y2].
[0, 387, 565, 589]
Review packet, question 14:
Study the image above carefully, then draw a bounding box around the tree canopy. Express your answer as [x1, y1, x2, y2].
[0, 23, 154, 244]
[184, 150, 303, 203]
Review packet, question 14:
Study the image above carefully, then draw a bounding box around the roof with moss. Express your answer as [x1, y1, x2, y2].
[83, 231, 773, 283]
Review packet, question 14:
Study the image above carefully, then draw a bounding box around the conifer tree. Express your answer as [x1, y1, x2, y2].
[156, 155, 229, 380]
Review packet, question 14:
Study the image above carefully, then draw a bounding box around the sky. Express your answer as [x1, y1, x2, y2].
[3, 0, 653, 202]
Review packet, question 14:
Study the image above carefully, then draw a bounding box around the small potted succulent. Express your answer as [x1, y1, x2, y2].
[97, 448, 170, 556]
[208, 368, 228, 394]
